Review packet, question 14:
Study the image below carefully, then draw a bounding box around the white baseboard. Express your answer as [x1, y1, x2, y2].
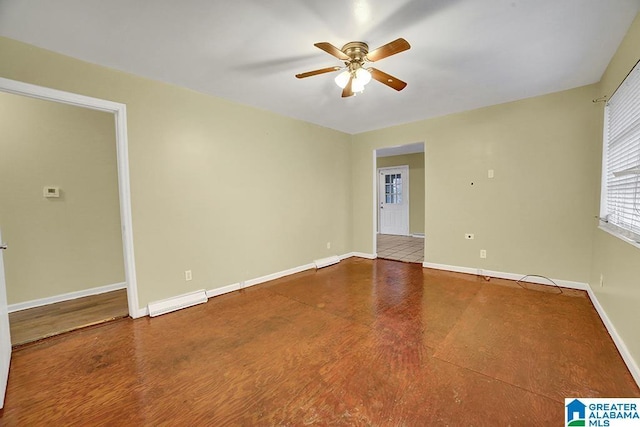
[421, 262, 588, 290]
[205, 262, 315, 299]
[412, 233, 425, 238]
[421, 261, 639, 387]
[313, 255, 340, 269]
[206, 282, 243, 298]
[8, 282, 127, 313]
[338, 252, 377, 260]
[204, 252, 378, 302]
[244, 263, 316, 287]
[586, 287, 640, 387]
[147, 289, 207, 317]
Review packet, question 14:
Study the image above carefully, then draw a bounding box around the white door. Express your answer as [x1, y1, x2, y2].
[378, 166, 410, 235]
[0, 230, 11, 409]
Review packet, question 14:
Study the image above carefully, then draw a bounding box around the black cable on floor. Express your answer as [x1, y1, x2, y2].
[516, 274, 563, 294]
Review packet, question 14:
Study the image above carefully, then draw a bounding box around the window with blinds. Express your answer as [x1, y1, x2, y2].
[601, 60, 640, 243]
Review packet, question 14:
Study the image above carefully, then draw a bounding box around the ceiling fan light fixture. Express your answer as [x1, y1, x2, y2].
[352, 78, 366, 93]
[334, 70, 351, 89]
[355, 68, 372, 85]
[298, 38, 410, 97]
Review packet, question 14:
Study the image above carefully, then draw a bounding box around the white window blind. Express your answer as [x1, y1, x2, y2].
[602, 60, 640, 243]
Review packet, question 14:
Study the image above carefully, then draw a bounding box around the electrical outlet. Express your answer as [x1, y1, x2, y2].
[480, 249, 487, 259]
[465, 233, 474, 240]
[599, 274, 604, 287]
[327, 242, 331, 249]
[185, 270, 192, 281]
[488, 169, 495, 178]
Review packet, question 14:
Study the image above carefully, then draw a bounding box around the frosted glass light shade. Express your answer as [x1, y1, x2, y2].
[352, 78, 365, 93]
[334, 70, 350, 88]
[355, 68, 371, 85]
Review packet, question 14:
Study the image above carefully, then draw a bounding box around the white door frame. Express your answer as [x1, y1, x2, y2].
[372, 150, 378, 256]
[0, 229, 10, 408]
[377, 165, 410, 235]
[372, 142, 425, 256]
[0, 77, 142, 319]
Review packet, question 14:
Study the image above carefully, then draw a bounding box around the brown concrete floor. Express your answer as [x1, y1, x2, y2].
[1, 258, 637, 425]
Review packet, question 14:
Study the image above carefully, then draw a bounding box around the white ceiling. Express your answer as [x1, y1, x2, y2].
[377, 142, 424, 157]
[1, 0, 638, 134]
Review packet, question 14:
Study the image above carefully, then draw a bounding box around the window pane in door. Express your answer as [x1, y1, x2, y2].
[382, 171, 405, 204]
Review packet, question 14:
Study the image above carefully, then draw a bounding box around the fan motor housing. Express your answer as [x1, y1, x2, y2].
[341, 42, 369, 62]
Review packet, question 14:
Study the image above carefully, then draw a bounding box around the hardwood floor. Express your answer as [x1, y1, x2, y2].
[9, 289, 129, 347]
[0, 258, 637, 425]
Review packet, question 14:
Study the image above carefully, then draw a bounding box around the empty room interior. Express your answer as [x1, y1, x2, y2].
[0, 1, 639, 424]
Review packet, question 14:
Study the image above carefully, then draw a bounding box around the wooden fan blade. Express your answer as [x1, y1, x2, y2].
[366, 38, 411, 62]
[369, 68, 407, 91]
[341, 76, 354, 98]
[295, 66, 341, 79]
[314, 42, 350, 61]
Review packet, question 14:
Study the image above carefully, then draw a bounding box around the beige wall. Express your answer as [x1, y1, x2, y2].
[0, 37, 352, 308]
[376, 153, 425, 235]
[589, 14, 640, 369]
[352, 84, 601, 282]
[0, 92, 124, 304]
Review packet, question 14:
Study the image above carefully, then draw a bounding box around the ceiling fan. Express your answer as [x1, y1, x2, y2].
[295, 38, 410, 98]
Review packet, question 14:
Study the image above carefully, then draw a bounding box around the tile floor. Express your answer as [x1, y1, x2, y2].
[376, 233, 424, 263]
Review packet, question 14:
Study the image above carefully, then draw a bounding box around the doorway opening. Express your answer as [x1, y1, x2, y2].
[374, 142, 425, 264]
[0, 77, 141, 346]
